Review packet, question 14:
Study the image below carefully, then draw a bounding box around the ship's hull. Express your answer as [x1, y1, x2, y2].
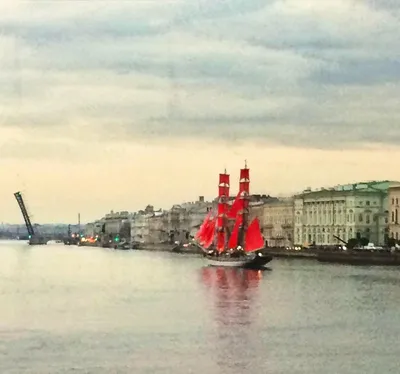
[206, 256, 250, 267]
[205, 252, 272, 268]
[194, 242, 272, 269]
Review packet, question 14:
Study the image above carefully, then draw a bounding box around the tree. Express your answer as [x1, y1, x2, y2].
[360, 237, 369, 246]
[387, 238, 396, 248]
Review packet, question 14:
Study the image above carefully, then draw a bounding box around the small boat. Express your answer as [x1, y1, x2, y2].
[195, 162, 272, 269]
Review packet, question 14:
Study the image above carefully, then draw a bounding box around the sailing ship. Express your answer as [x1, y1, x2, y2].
[194, 162, 272, 268]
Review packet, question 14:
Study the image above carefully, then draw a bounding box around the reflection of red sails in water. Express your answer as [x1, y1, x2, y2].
[201, 267, 262, 325]
[201, 267, 262, 290]
[200, 267, 264, 372]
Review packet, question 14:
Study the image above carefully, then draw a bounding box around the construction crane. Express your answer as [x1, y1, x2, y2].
[13, 191, 47, 245]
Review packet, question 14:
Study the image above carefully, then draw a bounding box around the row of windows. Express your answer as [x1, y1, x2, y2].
[296, 214, 384, 225]
[392, 198, 399, 205]
[304, 200, 376, 206]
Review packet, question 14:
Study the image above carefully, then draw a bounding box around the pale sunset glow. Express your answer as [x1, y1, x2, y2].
[1, 0, 399, 223]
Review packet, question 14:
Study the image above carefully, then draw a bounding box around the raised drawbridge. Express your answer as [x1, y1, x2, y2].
[14, 191, 47, 245]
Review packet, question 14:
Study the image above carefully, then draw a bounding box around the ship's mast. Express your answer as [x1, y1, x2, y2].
[216, 170, 230, 252]
[238, 161, 250, 248]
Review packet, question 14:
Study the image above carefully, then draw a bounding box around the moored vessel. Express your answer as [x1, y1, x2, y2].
[195, 162, 272, 268]
[317, 249, 400, 266]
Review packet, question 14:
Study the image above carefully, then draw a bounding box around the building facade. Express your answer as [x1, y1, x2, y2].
[259, 199, 294, 247]
[388, 186, 400, 241]
[293, 181, 398, 246]
[166, 196, 213, 241]
[131, 212, 151, 243]
[103, 210, 131, 235]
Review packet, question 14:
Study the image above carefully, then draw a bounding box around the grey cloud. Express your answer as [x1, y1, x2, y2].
[311, 59, 400, 86]
[1, 0, 400, 149]
[173, 0, 272, 24]
[364, 0, 400, 11]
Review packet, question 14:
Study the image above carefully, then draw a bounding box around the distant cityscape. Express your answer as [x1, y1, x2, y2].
[4, 180, 400, 248]
[80, 180, 400, 248]
[0, 223, 81, 240]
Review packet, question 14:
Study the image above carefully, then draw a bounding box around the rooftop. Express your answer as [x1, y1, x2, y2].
[299, 180, 400, 195]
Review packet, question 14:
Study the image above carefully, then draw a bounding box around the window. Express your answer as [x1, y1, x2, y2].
[392, 211, 395, 223]
[359, 214, 363, 222]
[366, 215, 370, 224]
[392, 198, 395, 205]
[397, 198, 399, 205]
[366, 201, 370, 206]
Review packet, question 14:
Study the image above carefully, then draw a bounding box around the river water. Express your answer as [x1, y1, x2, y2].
[0, 240, 399, 373]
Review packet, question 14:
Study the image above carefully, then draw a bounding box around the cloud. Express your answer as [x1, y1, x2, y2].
[1, 0, 400, 151]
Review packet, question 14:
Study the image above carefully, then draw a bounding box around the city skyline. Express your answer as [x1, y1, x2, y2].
[1, 1, 400, 223]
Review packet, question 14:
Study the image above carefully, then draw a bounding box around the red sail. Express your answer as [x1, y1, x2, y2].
[203, 219, 216, 248]
[199, 216, 214, 244]
[198, 221, 210, 245]
[244, 218, 264, 252]
[217, 201, 227, 228]
[227, 215, 242, 249]
[195, 212, 212, 239]
[227, 192, 241, 219]
[219, 173, 230, 186]
[228, 191, 249, 218]
[240, 167, 249, 181]
[219, 185, 229, 197]
[240, 194, 249, 214]
[239, 181, 249, 195]
[217, 170, 229, 230]
[216, 230, 225, 252]
[228, 165, 250, 219]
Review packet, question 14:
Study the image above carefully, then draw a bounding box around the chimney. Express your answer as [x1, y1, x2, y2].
[199, 196, 204, 202]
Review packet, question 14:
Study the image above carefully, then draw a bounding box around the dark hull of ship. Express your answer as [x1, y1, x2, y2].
[206, 253, 272, 269]
[198, 241, 272, 268]
[205, 253, 272, 268]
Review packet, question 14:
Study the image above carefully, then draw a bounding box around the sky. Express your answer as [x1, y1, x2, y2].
[1, 0, 400, 223]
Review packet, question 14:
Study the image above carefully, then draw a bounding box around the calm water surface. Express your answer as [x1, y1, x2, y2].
[1, 240, 399, 373]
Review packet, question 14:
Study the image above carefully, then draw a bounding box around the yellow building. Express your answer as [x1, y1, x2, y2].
[258, 199, 294, 247]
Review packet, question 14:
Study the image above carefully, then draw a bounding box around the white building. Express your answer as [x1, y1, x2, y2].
[388, 185, 400, 241]
[294, 181, 399, 246]
[130, 212, 152, 243]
